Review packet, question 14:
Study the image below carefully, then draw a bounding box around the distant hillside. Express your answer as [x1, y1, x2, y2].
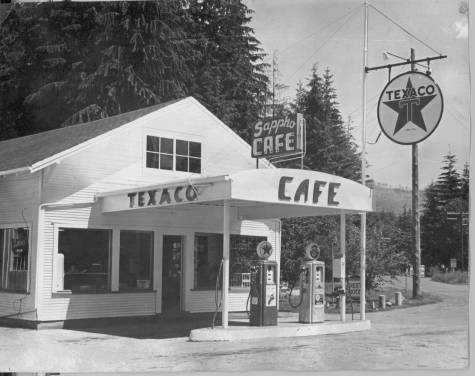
[373, 183, 412, 213]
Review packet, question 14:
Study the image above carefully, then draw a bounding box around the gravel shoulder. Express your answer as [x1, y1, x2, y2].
[0, 277, 469, 372]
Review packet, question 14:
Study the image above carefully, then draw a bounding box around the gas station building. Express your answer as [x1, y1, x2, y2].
[0, 97, 373, 328]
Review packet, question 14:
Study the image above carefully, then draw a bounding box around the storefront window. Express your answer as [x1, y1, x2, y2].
[58, 228, 111, 292]
[194, 233, 222, 289]
[193, 234, 267, 289]
[119, 230, 153, 291]
[230, 235, 266, 289]
[0, 227, 29, 292]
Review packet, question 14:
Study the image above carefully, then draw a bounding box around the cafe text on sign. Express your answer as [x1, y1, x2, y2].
[251, 114, 303, 158]
[278, 176, 340, 206]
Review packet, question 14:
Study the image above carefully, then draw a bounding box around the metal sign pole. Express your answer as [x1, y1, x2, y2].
[359, 0, 369, 321]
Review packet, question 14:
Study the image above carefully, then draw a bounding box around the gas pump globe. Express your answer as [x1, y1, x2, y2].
[249, 241, 278, 326]
[299, 242, 325, 323]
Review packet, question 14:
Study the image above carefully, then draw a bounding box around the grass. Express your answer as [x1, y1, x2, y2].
[431, 269, 469, 284]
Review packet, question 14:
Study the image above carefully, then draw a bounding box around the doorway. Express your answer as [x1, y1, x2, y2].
[162, 236, 183, 312]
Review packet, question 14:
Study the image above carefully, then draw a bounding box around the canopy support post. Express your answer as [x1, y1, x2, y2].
[340, 213, 346, 321]
[360, 212, 366, 320]
[222, 200, 230, 328]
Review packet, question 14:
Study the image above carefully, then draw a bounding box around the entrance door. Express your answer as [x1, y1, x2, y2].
[162, 236, 183, 312]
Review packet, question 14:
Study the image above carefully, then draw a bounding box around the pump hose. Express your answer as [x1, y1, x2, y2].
[288, 283, 304, 309]
[288, 269, 306, 309]
[245, 276, 260, 318]
[212, 259, 224, 328]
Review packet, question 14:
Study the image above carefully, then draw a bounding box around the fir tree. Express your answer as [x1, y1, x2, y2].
[289, 66, 360, 180]
[460, 162, 469, 202]
[0, 1, 269, 140]
[421, 154, 468, 268]
[436, 153, 461, 204]
[186, 0, 269, 142]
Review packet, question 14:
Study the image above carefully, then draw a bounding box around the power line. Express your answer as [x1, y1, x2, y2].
[283, 6, 360, 84]
[279, 4, 362, 55]
[368, 4, 442, 56]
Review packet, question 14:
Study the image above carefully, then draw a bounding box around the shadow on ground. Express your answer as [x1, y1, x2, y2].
[63, 312, 251, 339]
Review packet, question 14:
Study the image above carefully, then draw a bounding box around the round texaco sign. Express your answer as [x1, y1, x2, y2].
[377, 71, 443, 145]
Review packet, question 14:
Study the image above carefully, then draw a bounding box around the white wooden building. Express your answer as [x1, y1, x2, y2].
[0, 97, 373, 328]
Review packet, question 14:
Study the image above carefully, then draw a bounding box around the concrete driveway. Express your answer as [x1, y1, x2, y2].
[0, 277, 469, 372]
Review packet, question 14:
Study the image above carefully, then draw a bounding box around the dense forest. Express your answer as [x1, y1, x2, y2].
[0, 1, 469, 288]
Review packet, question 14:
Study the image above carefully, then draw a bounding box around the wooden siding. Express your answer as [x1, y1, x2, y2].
[37, 205, 280, 320]
[42, 99, 260, 206]
[2, 98, 281, 321]
[0, 173, 40, 317]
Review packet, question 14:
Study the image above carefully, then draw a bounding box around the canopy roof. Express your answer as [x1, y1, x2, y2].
[98, 168, 373, 220]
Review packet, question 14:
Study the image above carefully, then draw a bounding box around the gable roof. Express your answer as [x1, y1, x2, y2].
[0, 98, 182, 175]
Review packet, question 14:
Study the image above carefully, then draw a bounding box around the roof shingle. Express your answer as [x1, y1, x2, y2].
[0, 98, 182, 173]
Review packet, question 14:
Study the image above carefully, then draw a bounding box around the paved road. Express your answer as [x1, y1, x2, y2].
[0, 277, 469, 372]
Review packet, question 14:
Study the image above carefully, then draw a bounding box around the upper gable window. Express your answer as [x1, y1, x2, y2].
[146, 135, 201, 173]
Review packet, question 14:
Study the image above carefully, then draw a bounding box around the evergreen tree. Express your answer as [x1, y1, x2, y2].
[280, 65, 365, 286]
[0, 2, 99, 136]
[289, 66, 360, 180]
[435, 153, 461, 204]
[421, 154, 468, 268]
[460, 162, 469, 202]
[186, 0, 269, 142]
[0, 1, 269, 140]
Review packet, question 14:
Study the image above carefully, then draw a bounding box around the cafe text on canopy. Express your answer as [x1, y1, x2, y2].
[251, 114, 304, 158]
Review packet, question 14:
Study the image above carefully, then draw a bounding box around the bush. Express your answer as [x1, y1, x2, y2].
[431, 269, 469, 284]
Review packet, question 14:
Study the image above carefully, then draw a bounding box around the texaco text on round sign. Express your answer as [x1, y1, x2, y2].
[377, 71, 444, 145]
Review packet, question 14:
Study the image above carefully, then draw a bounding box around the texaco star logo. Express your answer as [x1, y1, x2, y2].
[377, 71, 443, 145]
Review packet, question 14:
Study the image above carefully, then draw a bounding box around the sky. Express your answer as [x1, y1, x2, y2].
[246, 0, 470, 189]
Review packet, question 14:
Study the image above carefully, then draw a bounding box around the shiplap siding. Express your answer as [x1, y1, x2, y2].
[38, 205, 279, 319]
[3, 98, 281, 322]
[0, 173, 40, 318]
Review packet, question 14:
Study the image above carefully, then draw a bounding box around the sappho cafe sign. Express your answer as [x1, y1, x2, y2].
[377, 71, 443, 145]
[251, 114, 304, 158]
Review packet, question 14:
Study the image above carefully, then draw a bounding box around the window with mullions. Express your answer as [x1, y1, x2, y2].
[146, 135, 201, 173]
[176, 139, 201, 173]
[0, 227, 29, 292]
[146, 136, 173, 170]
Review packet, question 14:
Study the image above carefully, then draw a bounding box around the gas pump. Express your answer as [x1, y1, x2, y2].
[288, 242, 326, 323]
[249, 241, 278, 326]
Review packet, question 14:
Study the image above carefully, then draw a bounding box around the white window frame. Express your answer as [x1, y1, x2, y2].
[52, 224, 114, 294]
[118, 229, 155, 292]
[0, 222, 32, 293]
[52, 224, 161, 295]
[142, 129, 204, 177]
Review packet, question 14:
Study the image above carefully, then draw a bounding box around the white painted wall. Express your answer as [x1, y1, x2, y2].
[27, 98, 280, 321]
[0, 173, 40, 319]
[38, 204, 278, 320]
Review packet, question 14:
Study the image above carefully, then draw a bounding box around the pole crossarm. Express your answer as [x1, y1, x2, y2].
[365, 55, 447, 73]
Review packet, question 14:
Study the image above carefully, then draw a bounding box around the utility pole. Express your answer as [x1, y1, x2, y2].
[410, 48, 421, 298]
[366, 48, 446, 298]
